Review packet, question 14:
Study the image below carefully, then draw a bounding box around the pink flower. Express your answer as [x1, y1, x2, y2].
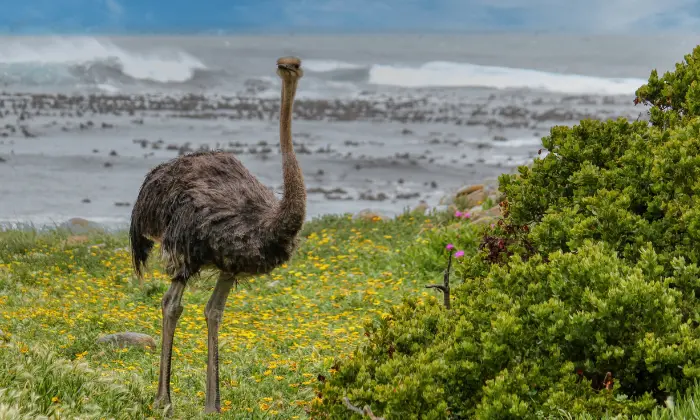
[462, 212, 471, 219]
[454, 250, 465, 258]
[446, 243, 455, 250]
[454, 211, 462, 218]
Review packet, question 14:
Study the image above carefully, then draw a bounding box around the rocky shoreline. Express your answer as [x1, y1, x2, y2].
[0, 90, 646, 137]
[0, 89, 647, 228]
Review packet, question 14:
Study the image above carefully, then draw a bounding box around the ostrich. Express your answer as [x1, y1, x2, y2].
[129, 57, 306, 414]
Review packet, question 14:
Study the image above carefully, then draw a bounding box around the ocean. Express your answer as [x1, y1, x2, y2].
[0, 34, 696, 229]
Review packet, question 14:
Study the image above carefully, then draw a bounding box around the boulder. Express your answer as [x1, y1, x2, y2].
[60, 218, 104, 234]
[96, 332, 157, 351]
[455, 184, 484, 197]
[471, 205, 502, 221]
[457, 189, 488, 209]
[353, 209, 390, 222]
[471, 216, 497, 227]
[65, 235, 89, 246]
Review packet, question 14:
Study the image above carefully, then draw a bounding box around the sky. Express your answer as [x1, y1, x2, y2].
[0, 0, 698, 34]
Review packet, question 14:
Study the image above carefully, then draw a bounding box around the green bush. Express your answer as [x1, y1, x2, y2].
[635, 45, 700, 128]
[312, 46, 700, 419]
[314, 243, 700, 419]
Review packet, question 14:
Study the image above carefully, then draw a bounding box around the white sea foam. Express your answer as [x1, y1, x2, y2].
[368, 61, 646, 95]
[490, 137, 543, 148]
[95, 83, 120, 93]
[304, 59, 365, 72]
[0, 37, 206, 83]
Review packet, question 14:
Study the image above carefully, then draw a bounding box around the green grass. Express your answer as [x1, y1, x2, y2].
[0, 213, 450, 419]
[1, 213, 699, 419]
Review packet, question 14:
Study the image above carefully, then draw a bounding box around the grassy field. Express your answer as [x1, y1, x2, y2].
[0, 212, 461, 419]
[2, 211, 700, 419]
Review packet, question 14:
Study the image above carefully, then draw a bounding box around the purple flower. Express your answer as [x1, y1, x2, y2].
[454, 211, 462, 218]
[454, 250, 465, 258]
[463, 212, 471, 219]
[446, 243, 455, 250]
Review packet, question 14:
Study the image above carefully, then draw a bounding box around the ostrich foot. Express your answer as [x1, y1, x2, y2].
[204, 405, 221, 414]
[153, 395, 173, 416]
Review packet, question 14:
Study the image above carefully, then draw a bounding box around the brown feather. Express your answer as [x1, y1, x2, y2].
[129, 57, 306, 282]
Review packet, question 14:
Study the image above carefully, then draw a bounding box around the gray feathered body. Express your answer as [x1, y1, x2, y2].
[130, 150, 300, 280]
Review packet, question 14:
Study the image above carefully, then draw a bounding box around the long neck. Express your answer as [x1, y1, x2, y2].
[273, 78, 306, 234]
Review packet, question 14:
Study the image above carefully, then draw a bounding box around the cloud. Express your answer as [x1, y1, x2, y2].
[105, 0, 124, 19]
[282, 0, 700, 33]
[0, 0, 698, 33]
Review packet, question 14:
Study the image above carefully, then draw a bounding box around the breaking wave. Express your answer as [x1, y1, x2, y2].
[367, 61, 646, 95]
[304, 59, 365, 72]
[0, 38, 646, 97]
[281, 58, 646, 95]
[0, 37, 207, 88]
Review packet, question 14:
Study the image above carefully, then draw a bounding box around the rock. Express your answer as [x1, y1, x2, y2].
[96, 332, 156, 351]
[484, 205, 503, 218]
[471, 205, 502, 221]
[468, 205, 484, 214]
[440, 184, 487, 207]
[456, 184, 484, 198]
[81, 198, 91, 203]
[471, 216, 497, 227]
[353, 209, 390, 222]
[60, 218, 104, 234]
[458, 189, 488, 209]
[65, 235, 89, 245]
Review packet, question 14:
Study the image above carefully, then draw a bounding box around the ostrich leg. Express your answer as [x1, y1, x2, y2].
[154, 279, 186, 411]
[204, 273, 235, 413]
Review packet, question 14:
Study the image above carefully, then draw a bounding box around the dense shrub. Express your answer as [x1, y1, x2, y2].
[499, 117, 700, 272]
[312, 47, 700, 419]
[635, 45, 700, 128]
[314, 243, 700, 419]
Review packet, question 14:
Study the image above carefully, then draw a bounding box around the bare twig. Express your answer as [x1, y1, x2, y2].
[342, 397, 385, 420]
[425, 252, 452, 309]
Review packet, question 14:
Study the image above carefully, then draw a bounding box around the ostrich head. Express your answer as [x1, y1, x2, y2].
[277, 56, 303, 80]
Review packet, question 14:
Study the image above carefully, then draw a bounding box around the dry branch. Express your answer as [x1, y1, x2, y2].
[425, 252, 452, 309]
[342, 397, 385, 420]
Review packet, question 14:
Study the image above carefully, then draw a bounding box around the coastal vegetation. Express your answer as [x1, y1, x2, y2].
[313, 45, 700, 419]
[3, 46, 700, 418]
